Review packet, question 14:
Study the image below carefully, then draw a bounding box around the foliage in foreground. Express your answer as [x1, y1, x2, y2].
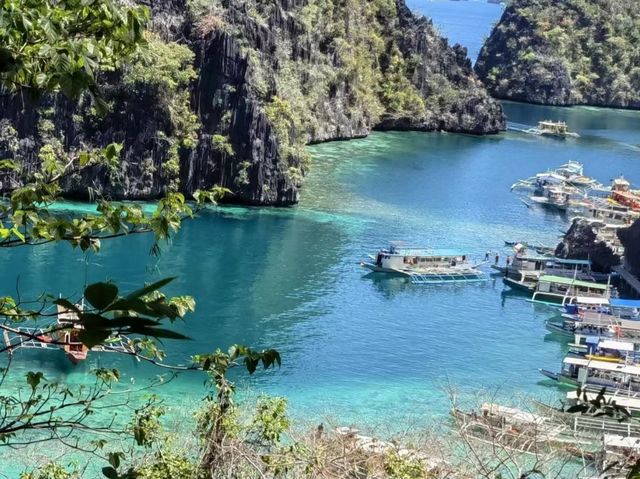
[0, 0, 281, 477]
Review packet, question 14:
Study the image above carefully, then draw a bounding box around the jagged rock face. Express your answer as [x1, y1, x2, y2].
[618, 220, 640, 277]
[0, 0, 505, 206]
[555, 220, 620, 274]
[476, 0, 640, 109]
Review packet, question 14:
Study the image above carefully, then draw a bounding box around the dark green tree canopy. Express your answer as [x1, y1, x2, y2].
[0, 0, 149, 99]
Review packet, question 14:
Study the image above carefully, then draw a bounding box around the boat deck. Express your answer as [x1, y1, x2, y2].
[408, 271, 486, 284]
[2, 327, 135, 355]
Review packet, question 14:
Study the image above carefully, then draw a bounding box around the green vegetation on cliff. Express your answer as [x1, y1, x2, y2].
[1, 0, 503, 207]
[476, 0, 640, 108]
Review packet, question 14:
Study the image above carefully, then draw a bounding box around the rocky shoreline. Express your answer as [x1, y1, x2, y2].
[0, 0, 505, 207]
[555, 218, 640, 282]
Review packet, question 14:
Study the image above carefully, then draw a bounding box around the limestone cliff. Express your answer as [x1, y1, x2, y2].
[618, 220, 640, 278]
[475, 0, 640, 108]
[555, 220, 620, 274]
[0, 0, 505, 206]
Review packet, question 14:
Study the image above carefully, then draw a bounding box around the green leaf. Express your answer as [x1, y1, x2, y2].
[34, 73, 48, 88]
[84, 282, 119, 310]
[127, 326, 190, 340]
[26, 371, 44, 392]
[0, 160, 20, 171]
[102, 466, 118, 479]
[125, 277, 175, 301]
[78, 328, 111, 349]
[107, 452, 121, 469]
[10, 227, 25, 242]
[103, 143, 123, 161]
[79, 151, 91, 167]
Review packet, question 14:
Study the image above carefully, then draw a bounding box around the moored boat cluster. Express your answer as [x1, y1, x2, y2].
[459, 161, 640, 477]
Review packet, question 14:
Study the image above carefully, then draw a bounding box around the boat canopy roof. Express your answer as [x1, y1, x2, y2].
[610, 299, 640, 309]
[539, 275, 609, 290]
[551, 258, 592, 266]
[575, 296, 610, 305]
[480, 403, 545, 424]
[563, 356, 640, 375]
[540, 275, 609, 291]
[518, 256, 591, 265]
[387, 247, 466, 257]
[518, 255, 553, 262]
[599, 340, 634, 352]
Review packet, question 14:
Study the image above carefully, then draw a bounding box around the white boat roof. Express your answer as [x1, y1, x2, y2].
[599, 340, 635, 352]
[563, 356, 640, 375]
[567, 391, 640, 409]
[387, 247, 466, 257]
[604, 434, 640, 449]
[480, 403, 545, 424]
[576, 296, 610, 305]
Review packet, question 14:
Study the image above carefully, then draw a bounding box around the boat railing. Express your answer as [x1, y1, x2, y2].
[572, 416, 640, 437]
[409, 271, 485, 285]
[2, 326, 135, 355]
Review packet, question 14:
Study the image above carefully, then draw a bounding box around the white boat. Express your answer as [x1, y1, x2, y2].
[571, 204, 639, 227]
[511, 161, 601, 193]
[531, 275, 613, 305]
[530, 186, 573, 211]
[362, 244, 484, 284]
[540, 356, 640, 391]
[526, 121, 580, 139]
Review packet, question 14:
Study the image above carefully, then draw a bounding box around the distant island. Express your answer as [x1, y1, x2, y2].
[475, 0, 640, 109]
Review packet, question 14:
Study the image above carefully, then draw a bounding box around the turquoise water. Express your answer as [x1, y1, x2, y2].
[2, 103, 640, 435]
[407, 0, 504, 62]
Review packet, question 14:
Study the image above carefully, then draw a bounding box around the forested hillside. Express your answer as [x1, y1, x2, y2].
[0, 0, 504, 206]
[476, 0, 640, 108]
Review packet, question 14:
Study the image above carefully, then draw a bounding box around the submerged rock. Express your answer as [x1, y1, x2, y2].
[555, 220, 620, 274]
[0, 0, 504, 206]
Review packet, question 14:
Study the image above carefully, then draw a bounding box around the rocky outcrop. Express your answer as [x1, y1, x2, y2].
[475, 0, 640, 109]
[0, 0, 505, 206]
[555, 220, 620, 274]
[618, 220, 640, 278]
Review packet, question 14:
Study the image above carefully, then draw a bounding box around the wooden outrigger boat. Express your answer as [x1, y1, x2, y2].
[361, 245, 485, 284]
[452, 403, 596, 456]
[540, 356, 640, 392]
[496, 254, 597, 282]
[563, 390, 640, 419]
[511, 161, 601, 195]
[530, 186, 576, 211]
[526, 121, 580, 139]
[54, 303, 89, 364]
[2, 302, 134, 365]
[535, 396, 640, 433]
[609, 177, 640, 212]
[531, 275, 613, 305]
